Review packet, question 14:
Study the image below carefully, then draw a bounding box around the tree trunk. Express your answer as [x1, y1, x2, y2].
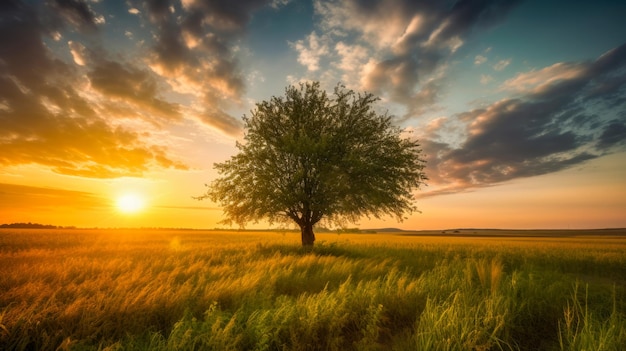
[300, 222, 315, 247]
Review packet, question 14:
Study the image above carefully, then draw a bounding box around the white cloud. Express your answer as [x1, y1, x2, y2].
[247, 70, 265, 85]
[501, 62, 587, 93]
[290, 32, 329, 71]
[480, 74, 493, 84]
[474, 55, 487, 65]
[493, 59, 511, 71]
[51, 31, 62, 41]
[286, 75, 297, 85]
[314, 0, 412, 50]
[334, 41, 369, 72]
[447, 36, 464, 53]
[68, 40, 86, 66]
[270, 0, 292, 9]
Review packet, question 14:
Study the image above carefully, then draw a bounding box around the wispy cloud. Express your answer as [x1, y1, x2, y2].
[493, 58, 511, 71]
[474, 55, 488, 65]
[49, 0, 102, 32]
[501, 62, 586, 93]
[0, 183, 107, 210]
[480, 74, 494, 85]
[155, 205, 221, 211]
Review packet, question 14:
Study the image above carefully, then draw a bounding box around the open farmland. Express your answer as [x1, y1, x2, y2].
[1, 228, 625, 350]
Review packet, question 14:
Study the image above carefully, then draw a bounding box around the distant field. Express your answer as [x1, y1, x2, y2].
[398, 228, 626, 237]
[1, 228, 625, 350]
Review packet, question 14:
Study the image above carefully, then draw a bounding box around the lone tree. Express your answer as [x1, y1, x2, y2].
[199, 82, 427, 246]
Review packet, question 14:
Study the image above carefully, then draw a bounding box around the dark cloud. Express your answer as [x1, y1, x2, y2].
[597, 121, 626, 149]
[145, 0, 171, 21]
[181, 0, 268, 31]
[89, 59, 181, 121]
[140, 0, 273, 135]
[421, 44, 626, 195]
[197, 106, 244, 137]
[435, 0, 522, 40]
[0, 1, 187, 178]
[0, 3, 63, 88]
[48, 0, 100, 31]
[151, 21, 195, 73]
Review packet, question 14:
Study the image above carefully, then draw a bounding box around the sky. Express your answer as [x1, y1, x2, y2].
[1, 0, 625, 230]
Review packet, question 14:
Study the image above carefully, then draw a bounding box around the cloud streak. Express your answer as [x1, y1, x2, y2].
[0, 183, 106, 210]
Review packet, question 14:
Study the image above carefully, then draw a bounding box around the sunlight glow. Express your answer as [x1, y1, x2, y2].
[116, 194, 145, 214]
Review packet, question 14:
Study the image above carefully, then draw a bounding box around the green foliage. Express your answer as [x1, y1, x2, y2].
[200, 82, 427, 245]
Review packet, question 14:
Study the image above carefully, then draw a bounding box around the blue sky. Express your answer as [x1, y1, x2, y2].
[1, 0, 625, 229]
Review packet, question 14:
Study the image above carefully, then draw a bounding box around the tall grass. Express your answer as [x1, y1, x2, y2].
[559, 283, 626, 351]
[1, 229, 625, 350]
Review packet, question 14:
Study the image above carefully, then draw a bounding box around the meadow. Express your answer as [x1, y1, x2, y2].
[0, 228, 625, 350]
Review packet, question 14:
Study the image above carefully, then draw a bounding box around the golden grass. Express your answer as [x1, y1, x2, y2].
[1, 228, 625, 350]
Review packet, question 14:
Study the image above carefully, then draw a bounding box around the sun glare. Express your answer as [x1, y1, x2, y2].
[116, 194, 145, 214]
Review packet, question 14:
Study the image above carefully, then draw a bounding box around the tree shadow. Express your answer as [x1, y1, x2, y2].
[254, 241, 369, 259]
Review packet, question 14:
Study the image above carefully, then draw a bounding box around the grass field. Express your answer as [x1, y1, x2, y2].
[1, 228, 625, 350]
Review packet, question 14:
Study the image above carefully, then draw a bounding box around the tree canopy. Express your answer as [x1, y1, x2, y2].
[199, 82, 427, 246]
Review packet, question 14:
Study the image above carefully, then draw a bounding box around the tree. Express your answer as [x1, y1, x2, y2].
[199, 82, 427, 246]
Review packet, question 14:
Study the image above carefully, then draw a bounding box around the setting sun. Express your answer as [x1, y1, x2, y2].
[116, 194, 145, 214]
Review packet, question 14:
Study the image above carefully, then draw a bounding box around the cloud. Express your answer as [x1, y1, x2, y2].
[332, 41, 369, 86]
[502, 62, 587, 94]
[480, 74, 494, 84]
[493, 58, 511, 71]
[597, 121, 626, 149]
[290, 32, 329, 72]
[0, 183, 106, 210]
[195, 105, 244, 137]
[0, 1, 187, 178]
[1, 0, 329, 180]
[474, 55, 488, 65]
[141, 0, 277, 135]
[49, 0, 102, 32]
[88, 59, 181, 121]
[304, 0, 523, 119]
[420, 44, 626, 196]
[156, 205, 221, 211]
[68, 40, 86, 65]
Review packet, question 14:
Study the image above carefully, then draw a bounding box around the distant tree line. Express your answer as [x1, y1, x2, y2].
[0, 222, 76, 229]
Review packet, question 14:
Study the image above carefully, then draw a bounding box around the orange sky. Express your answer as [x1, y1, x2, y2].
[1, 1, 626, 230]
[1, 151, 624, 230]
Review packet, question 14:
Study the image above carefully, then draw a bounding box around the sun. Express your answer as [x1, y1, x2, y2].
[116, 193, 145, 214]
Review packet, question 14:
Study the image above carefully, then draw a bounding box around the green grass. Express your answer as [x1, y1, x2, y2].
[1, 228, 625, 350]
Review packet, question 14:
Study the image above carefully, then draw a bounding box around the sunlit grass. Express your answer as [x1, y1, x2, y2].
[1, 229, 625, 350]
